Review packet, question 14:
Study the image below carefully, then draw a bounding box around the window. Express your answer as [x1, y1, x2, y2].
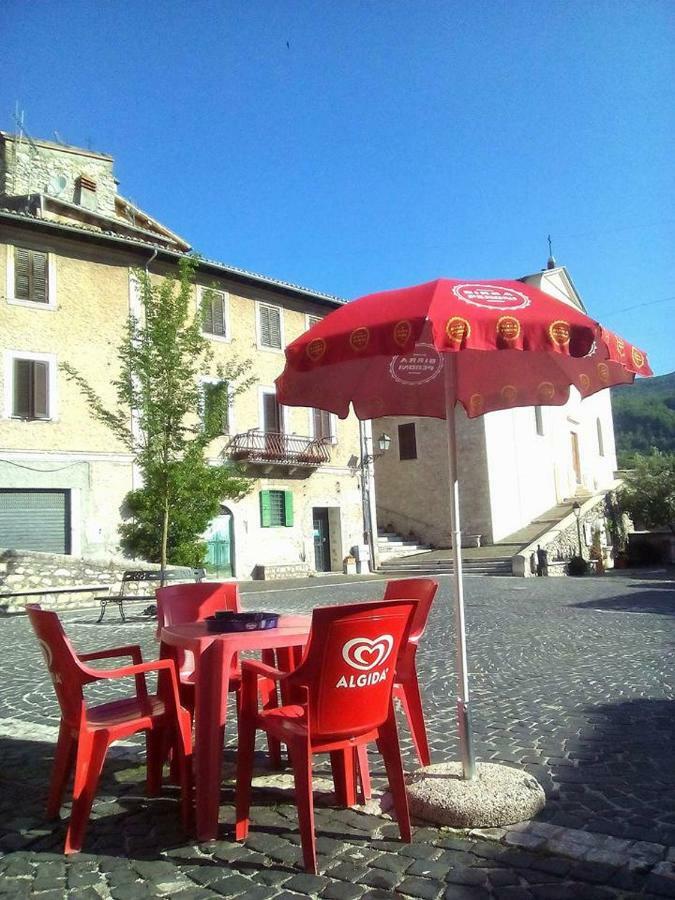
[260, 489, 293, 527]
[312, 408, 334, 443]
[398, 422, 417, 460]
[258, 303, 283, 349]
[596, 417, 604, 457]
[261, 389, 283, 433]
[306, 314, 322, 330]
[534, 406, 544, 436]
[8, 246, 54, 307]
[5, 352, 57, 420]
[200, 286, 229, 339]
[202, 380, 230, 434]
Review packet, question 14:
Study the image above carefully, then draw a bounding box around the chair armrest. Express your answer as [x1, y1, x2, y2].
[240, 659, 289, 719]
[83, 658, 180, 706]
[78, 645, 143, 664]
[241, 659, 288, 681]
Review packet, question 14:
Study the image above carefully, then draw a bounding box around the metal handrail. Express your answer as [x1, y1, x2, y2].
[225, 430, 331, 466]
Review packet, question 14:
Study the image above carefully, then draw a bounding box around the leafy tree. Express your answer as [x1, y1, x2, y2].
[619, 451, 675, 533]
[63, 257, 254, 571]
[611, 373, 675, 466]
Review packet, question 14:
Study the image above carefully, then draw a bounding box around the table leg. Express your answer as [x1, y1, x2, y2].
[194, 641, 233, 841]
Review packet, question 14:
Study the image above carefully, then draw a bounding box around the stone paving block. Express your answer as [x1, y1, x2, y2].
[406, 858, 453, 880]
[443, 884, 492, 899]
[646, 860, 675, 898]
[320, 880, 365, 900]
[504, 832, 547, 851]
[283, 873, 330, 895]
[397, 875, 446, 899]
[356, 866, 401, 890]
[444, 866, 488, 886]
[369, 851, 411, 873]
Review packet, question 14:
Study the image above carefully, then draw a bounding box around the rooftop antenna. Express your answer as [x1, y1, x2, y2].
[53, 130, 66, 145]
[546, 234, 557, 270]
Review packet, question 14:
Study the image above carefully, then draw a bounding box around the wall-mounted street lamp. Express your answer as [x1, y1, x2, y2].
[572, 501, 583, 557]
[362, 432, 391, 465]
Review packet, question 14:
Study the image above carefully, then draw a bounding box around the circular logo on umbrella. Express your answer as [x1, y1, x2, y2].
[597, 363, 610, 384]
[453, 283, 531, 311]
[350, 327, 370, 352]
[393, 320, 412, 347]
[306, 338, 326, 362]
[446, 316, 471, 345]
[496, 316, 521, 343]
[501, 384, 518, 405]
[468, 393, 484, 416]
[342, 634, 394, 671]
[537, 381, 555, 401]
[548, 320, 571, 347]
[579, 373, 591, 392]
[631, 347, 645, 369]
[390, 344, 443, 385]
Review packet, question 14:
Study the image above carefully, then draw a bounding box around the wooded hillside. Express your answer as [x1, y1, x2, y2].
[611, 372, 675, 465]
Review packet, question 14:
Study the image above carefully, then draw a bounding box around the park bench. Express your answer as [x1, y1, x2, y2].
[97, 567, 206, 623]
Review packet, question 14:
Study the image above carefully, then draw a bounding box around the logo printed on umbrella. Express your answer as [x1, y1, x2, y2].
[631, 347, 645, 369]
[537, 381, 556, 401]
[342, 634, 394, 671]
[393, 320, 412, 347]
[579, 373, 591, 392]
[445, 317, 471, 345]
[548, 320, 571, 347]
[390, 343, 443, 385]
[496, 316, 521, 343]
[350, 327, 370, 352]
[453, 283, 531, 311]
[597, 363, 610, 384]
[501, 384, 518, 405]
[468, 393, 484, 416]
[615, 336, 625, 357]
[306, 338, 326, 362]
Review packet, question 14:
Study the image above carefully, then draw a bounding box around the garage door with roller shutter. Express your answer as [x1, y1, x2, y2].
[0, 489, 71, 554]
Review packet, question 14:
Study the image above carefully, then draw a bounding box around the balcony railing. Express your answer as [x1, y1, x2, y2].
[225, 430, 332, 467]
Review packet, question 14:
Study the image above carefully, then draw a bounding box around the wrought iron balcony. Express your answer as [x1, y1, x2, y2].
[225, 430, 331, 467]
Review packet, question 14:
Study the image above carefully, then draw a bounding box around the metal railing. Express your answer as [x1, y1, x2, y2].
[225, 430, 331, 467]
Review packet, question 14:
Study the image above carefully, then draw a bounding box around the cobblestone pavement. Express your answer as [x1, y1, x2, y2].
[0, 568, 673, 898]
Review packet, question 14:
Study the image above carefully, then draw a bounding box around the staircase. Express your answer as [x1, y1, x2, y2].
[377, 489, 594, 577]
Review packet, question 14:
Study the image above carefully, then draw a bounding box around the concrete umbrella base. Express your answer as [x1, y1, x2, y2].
[406, 762, 546, 828]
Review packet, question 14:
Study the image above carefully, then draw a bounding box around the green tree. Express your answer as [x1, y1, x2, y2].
[619, 450, 675, 533]
[63, 257, 254, 571]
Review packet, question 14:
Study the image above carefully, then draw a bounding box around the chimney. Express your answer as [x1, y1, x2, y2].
[76, 174, 98, 211]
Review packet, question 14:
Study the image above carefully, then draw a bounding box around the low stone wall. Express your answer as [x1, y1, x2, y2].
[0, 549, 160, 614]
[253, 562, 311, 581]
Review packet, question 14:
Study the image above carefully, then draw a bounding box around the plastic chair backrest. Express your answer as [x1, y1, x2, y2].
[382, 578, 438, 643]
[287, 599, 416, 741]
[27, 605, 90, 726]
[156, 582, 241, 629]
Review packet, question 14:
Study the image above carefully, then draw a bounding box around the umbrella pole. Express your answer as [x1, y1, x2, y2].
[444, 354, 476, 780]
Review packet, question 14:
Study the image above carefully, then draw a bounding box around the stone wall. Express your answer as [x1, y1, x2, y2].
[0, 548, 161, 613]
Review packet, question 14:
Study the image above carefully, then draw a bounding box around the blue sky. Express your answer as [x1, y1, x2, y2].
[3, 0, 674, 374]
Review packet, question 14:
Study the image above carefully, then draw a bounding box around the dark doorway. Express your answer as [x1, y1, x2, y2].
[312, 507, 331, 572]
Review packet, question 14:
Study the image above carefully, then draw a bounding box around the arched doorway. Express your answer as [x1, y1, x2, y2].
[203, 505, 235, 577]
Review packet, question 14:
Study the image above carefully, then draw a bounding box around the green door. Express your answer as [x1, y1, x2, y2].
[204, 512, 233, 577]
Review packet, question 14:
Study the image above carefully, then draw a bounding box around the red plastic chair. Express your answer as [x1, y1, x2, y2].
[156, 582, 242, 715]
[27, 605, 192, 855]
[355, 578, 438, 802]
[235, 598, 418, 873]
[385, 577, 438, 766]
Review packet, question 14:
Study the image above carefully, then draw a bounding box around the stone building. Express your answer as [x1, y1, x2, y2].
[374, 264, 618, 548]
[0, 131, 367, 579]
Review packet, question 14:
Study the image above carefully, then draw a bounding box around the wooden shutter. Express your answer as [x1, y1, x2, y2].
[31, 251, 48, 302]
[14, 248, 48, 302]
[14, 248, 31, 300]
[283, 491, 294, 527]
[203, 292, 214, 333]
[212, 293, 225, 336]
[398, 423, 417, 460]
[12, 359, 49, 418]
[260, 490, 271, 527]
[260, 305, 281, 348]
[313, 408, 331, 440]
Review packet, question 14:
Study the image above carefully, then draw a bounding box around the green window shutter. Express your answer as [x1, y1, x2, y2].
[33, 361, 49, 418]
[260, 490, 271, 527]
[212, 293, 225, 336]
[202, 291, 214, 333]
[14, 248, 30, 300]
[283, 491, 294, 527]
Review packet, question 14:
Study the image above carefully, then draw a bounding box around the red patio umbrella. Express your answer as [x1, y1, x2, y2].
[276, 278, 651, 778]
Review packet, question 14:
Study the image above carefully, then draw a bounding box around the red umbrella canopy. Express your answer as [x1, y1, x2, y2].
[276, 279, 652, 419]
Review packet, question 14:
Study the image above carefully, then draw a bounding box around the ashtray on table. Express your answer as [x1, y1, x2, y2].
[205, 611, 279, 633]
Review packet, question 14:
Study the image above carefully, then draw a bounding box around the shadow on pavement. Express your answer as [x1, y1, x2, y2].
[534, 696, 675, 846]
[572, 579, 675, 616]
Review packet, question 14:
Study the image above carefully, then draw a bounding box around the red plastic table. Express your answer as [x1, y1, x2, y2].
[160, 615, 311, 841]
